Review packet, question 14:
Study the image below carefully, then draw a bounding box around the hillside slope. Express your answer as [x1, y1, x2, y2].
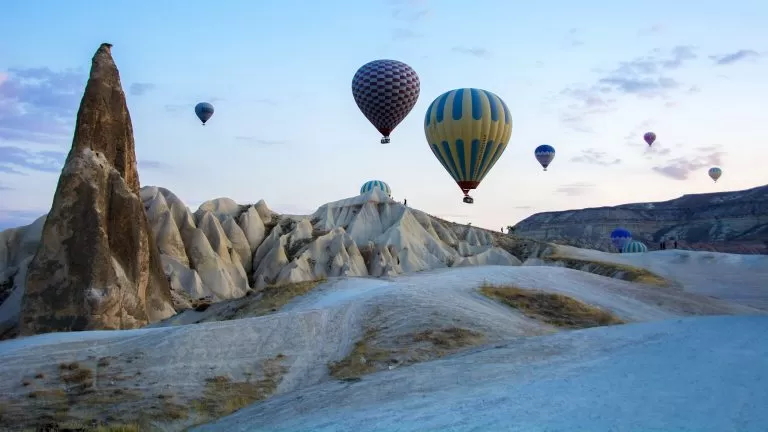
[0, 263, 763, 430]
[512, 184, 768, 254]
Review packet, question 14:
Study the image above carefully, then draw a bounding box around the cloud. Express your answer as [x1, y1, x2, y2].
[272, 203, 316, 215]
[570, 148, 622, 166]
[0, 67, 85, 145]
[512, 206, 533, 210]
[710, 50, 760, 65]
[234, 136, 289, 145]
[639, 24, 665, 34]
[556, 182, 595, 196]
[451, 47, 491, 58]
[652, 148, 724, 180]
[138, 159, 172, 170]
[564, 28, 584, 48]
[0, 146, 66, 174]
[129, 82, 156, 96]
[389, 0, 428, 41]
[165, 97, 225, 113]
[644, 146, 672, 157]
[0, 183, 12, 191]
[390, 0, 429, 22]
[392, 28, 423, 40]
[558, 46, 698, 130]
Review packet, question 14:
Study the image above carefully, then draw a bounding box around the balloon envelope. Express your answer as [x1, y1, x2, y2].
[360, 180, 392, 197]
[195, 102, 214, 124]
[708, 167, 722, 182]
[643, 132, 656, 146]
[534, 144, 556, 170]
[610, 228, 632, 250]
[622, 240, 648, 253]
[424, 88, 513, 196]
[352, 60, 420, 139]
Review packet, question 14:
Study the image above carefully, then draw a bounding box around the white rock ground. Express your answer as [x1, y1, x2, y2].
[195, 315, 768, 432]
[552, 245, 768, 310]
[0, 255, 765, 430]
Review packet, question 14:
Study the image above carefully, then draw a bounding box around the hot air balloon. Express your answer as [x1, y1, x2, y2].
[622, 240, 648, 253]
[424, 88, 513, 204]
[534, 144, 556, 171]
[360, 180, 392, 197]
[643, 132, 656, 146]
[352, 59, 420, 144]
[195, 102, 214, 125]
[610, 228, 632, 251]
[708, 167, 722, 182]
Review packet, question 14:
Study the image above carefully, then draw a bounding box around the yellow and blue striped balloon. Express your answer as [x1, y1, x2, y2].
[424, 88, 512, 197]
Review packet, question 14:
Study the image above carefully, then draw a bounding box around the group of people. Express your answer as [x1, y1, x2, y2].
[659, 239, 678, 250]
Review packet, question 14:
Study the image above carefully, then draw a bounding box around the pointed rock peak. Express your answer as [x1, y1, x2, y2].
[19, 43, 174, 336]
[72, 42, 139, 193]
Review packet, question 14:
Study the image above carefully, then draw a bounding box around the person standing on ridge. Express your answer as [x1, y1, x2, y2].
[404, 198, 407, 206]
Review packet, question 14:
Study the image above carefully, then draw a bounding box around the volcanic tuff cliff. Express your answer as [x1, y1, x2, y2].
[18, 44, 175, 337]
[512, 184, 768, 254]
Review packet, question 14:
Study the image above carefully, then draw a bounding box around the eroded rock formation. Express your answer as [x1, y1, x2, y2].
[18, 43, 175, 336]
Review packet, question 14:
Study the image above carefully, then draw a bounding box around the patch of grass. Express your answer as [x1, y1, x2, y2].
[26, 389, 67, 400]
[190, 355, 287, 421]
[208, 278, 327, 322]
[328, 329, 393, 380]
[156, 400, 188, 420]
[328, 326, 487, 381]
[92, 424, 141, 432]
[544, 253, 670, 287]
[191, 297, 213, 312]
[480, 283, 626, 329]
[412, 327, 485, 350]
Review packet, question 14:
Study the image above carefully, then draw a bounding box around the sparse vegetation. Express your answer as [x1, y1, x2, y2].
[479, 283, 625, 329]
[190, 355, 287, 421]
[191, 296, 214, 312]
[328, 328, 393, 380]
[198, 278, 327, 322]
[543, 253, 670, 286]
[412, 327, 485, 349]
[328, 326, 487, 381]
[3, 352, 289, 429]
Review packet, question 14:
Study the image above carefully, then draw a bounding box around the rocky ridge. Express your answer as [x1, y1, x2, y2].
[1, 186, 526, 338]
[512, 184, 768, 254]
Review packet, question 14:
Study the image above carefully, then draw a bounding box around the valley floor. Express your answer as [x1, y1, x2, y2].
[196, 315, 768, 432]
[0, 250, 765, 431]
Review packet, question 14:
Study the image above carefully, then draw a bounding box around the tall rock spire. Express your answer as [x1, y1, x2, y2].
[19, 43, 176, 335]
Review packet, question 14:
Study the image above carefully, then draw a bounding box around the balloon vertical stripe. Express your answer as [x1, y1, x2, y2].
[424, 88, 512, 196]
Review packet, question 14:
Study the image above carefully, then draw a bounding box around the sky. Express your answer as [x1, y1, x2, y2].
[0, 0, 766, 232]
